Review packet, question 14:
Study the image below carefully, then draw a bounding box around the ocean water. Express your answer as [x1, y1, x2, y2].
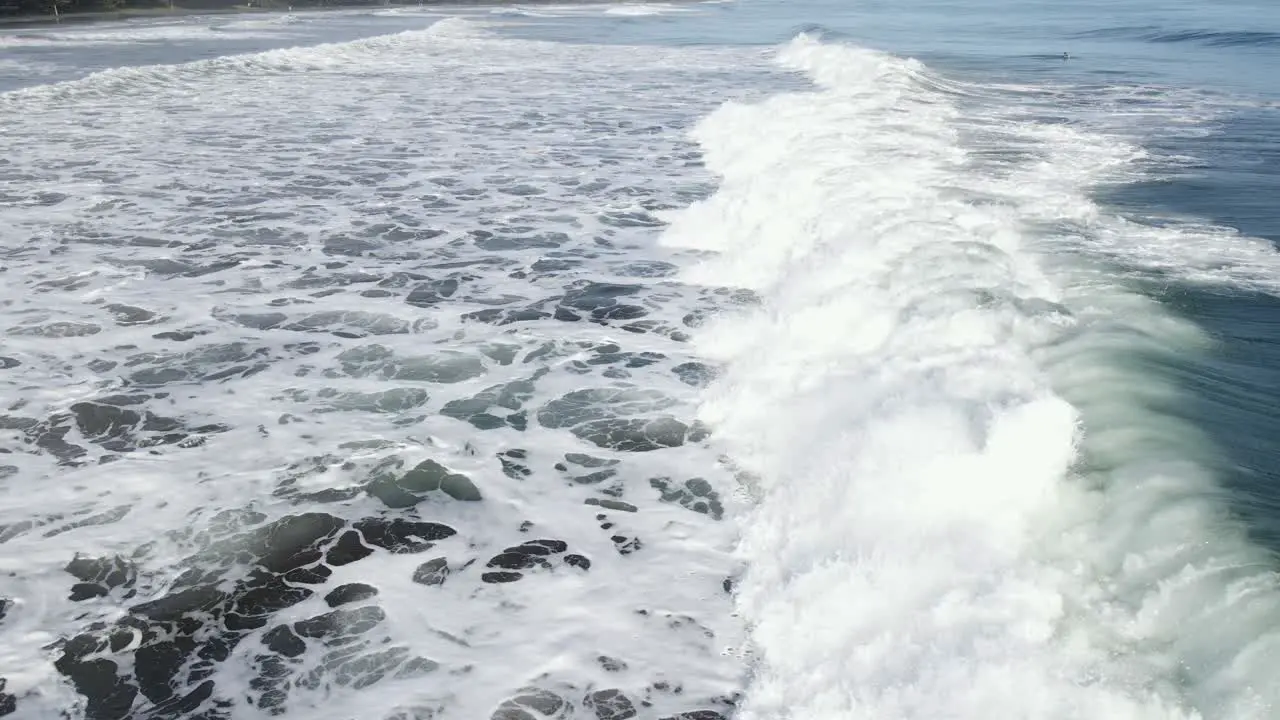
[1, 1, 1279, 718]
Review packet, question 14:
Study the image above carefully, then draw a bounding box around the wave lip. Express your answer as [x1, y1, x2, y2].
[0, 18, 489, 102]
[662, 33, 1280, 719]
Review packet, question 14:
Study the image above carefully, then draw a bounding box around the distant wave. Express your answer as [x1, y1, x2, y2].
[1074, 25, 1280, 48]
[1145, 29, 1280, 48]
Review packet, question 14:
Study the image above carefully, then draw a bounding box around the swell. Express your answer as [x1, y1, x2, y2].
[0, 17, 480, 103]
[1145, 29, 1280, 48]
[1073, 25, 1280, 49]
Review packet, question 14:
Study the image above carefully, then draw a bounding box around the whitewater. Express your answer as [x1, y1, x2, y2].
[2, 2, 1280, 719]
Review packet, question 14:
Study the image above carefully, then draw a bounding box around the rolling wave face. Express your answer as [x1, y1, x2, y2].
[661, 34, 1280, 719]
[0, 21, 476, 101]
[0, 10, 390, 93]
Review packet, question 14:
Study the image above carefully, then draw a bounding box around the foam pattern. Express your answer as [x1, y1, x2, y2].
[0, 16, 773, 720]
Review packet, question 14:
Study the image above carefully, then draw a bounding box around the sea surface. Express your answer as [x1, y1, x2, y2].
[2, 1, 1279, 718]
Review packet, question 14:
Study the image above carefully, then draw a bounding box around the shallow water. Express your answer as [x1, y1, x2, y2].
[1, 1, 1279, 718]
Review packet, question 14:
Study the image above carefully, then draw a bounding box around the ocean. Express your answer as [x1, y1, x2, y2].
[1, 1, 1278, 718]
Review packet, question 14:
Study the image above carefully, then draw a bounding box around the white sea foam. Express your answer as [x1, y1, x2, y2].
[479, 2, 699, 20]
[943, 77, 1280, 294]
[0, 14, 766, 719]
[604, 4, 697, 17]
[662, 34, 1280, 719]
